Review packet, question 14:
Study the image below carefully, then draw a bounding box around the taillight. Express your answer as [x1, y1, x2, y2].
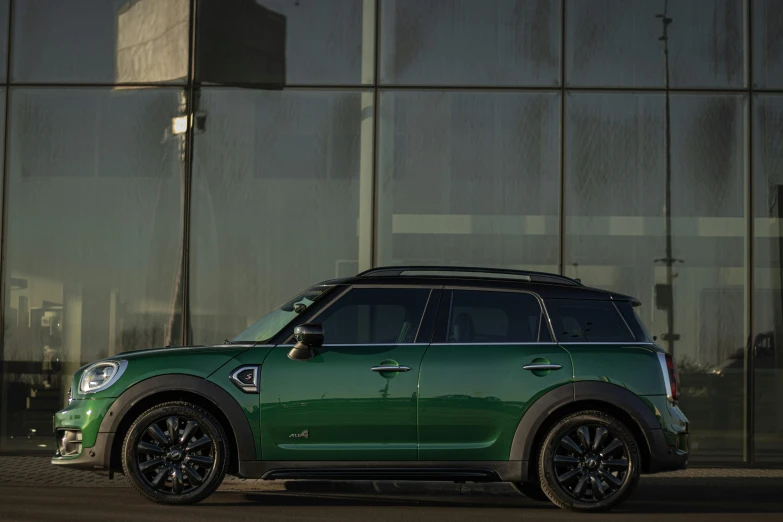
[665, 353, 680, 401]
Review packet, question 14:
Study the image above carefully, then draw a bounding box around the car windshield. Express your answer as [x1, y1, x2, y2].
[231, 286, 333, 343]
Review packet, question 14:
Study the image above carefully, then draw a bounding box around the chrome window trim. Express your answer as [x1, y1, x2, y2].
[277, 343, 430, 347]
[442, 286, 556, 343]
[413, 289, 434, 342]
[558, 341, 657, 346]
[429, 342, 560, 346]
[657, 352, 675, 403]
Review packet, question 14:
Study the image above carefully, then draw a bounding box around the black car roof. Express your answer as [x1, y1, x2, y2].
[317, 266, 639, 304]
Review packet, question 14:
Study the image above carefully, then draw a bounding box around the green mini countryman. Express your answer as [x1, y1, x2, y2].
[52, 266, 688, 511]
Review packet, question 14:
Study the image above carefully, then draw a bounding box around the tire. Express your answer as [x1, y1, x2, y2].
[510, 481, 550, 502]
[538, 410, 640, 512]
[122, 401, 229, 505]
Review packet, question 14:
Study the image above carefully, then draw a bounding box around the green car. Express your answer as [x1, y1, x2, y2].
[52, 266, 688, 511]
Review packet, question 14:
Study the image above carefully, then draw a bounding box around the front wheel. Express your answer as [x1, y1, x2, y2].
[538, 410, 640, 511]
[122, 401, 229, 505]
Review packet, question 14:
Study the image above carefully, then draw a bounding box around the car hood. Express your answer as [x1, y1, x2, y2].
[115, 343, 255, 361]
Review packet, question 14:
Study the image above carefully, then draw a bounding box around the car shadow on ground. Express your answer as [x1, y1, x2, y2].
[209, 478, 783, 514]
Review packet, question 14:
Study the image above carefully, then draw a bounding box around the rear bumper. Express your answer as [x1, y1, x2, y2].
[645, 399, 689, 474]
[646, 428, 689, 473]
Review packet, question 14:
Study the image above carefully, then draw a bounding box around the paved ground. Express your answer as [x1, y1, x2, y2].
[1, 457, 782, 521]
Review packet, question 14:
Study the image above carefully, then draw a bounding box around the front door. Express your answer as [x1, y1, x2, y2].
[260, 286, 438, 461]
[418, 288, 574, 461]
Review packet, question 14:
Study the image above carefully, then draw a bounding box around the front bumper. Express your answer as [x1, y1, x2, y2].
[52, 432, 115, 471]
[51, 397, 116, 471]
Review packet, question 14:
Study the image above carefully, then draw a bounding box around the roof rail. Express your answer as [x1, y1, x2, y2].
[356, 266, 582, 286]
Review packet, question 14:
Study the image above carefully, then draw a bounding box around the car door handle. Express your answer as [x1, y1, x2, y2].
[371, 365, 411, 372]
[523, 364, 562, 371]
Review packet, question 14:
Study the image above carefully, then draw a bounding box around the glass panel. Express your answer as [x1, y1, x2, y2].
[190, 89, 372, 345]
[1, 88, 184, 451]
[667, 0, 746, 88]
[448, 291, 542, 343]
[566, 0, 746, 88]
[315, 288, 430, 344]
[197, 0, 373, 85]
[753, 0, 783, 89]
[546, 299, 634, 343]
[752, 94, 783, 462]
[12, 0, 190, 84]
[566, 0, 664, 87]
[0, 0, 8, 82]
[380, 0, 561, 86]
[377, 90, 560, 271]
[565, 92, 747, 462]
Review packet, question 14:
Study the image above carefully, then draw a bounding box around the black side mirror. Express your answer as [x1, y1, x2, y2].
[288, 323, 324, 361]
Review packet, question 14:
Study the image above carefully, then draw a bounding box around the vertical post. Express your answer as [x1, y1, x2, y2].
[0, 0, 15, 448]
[559, 0, 566, 276]
[357, 0, 376, 272]
[657, 0, 677, 357]
[744, 0, 755, 466]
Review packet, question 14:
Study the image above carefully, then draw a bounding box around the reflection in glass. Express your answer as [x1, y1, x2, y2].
[380, 0, 561, 86]
[377, 91, 560, 271]
[567, 0, 745, 88]
[197, 0, 373, 85]
[753, 95, 783, 462]
[0, 0, 8, 82]
[566, 0, 664, 87]
[12, 0, 190, 83]
[1, 88, 184, 450]
[753, 0, 783, 89]
[565, 92, 747, 461]
[189, 89, 372, 345]
[667, 0, 746, 88]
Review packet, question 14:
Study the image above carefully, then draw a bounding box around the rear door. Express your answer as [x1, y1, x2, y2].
[418, 288, 573, 461]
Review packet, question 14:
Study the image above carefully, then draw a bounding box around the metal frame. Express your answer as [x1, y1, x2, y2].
[0, 0, 778, 466]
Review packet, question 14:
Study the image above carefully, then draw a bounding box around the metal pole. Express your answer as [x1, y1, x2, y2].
[658, 0, 677, 356]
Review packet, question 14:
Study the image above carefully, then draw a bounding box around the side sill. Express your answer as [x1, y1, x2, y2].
[238, 461, 522, 482]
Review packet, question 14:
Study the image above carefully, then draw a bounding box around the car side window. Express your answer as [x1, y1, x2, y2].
[315, 287, 431, 345]
[446, 290, 544, 343]
[545, 299, 634, 342]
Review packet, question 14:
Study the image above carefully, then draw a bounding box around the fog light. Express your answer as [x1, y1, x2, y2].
[57, 429, 82, 457]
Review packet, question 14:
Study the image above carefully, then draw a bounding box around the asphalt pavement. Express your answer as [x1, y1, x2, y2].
[1, 458, 782, 521]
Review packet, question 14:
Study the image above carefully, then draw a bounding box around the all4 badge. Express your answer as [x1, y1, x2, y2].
[289, 430, 309, 439]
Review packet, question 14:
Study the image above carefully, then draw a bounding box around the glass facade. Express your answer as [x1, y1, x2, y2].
[0, 0, 781, 465]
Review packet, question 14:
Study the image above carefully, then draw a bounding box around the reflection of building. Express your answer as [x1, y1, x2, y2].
[0, 0, 782, 467]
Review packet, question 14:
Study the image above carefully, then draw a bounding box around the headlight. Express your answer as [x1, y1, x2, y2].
[79, 360, 127, 394]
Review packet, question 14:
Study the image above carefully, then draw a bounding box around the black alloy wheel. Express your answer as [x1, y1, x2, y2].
[538, 410, 640, 511]
[552, 424, 629, 501]
[123, 401, 229, 505]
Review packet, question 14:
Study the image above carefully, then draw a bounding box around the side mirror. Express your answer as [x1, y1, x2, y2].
[288, 323, 324, 361]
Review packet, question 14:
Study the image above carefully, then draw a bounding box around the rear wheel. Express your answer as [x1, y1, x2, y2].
[538, 410, 640, 511]
[122, 401, 229, 505]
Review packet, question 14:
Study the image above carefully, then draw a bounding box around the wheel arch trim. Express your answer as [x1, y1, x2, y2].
[510, 381, 660, 478]
[98, 374, 256, 462]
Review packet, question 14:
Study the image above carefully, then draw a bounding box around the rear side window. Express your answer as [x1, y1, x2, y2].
[446, 290, 545, 343]
[545, 299, 634, 343]
[615, 301, 651, 341]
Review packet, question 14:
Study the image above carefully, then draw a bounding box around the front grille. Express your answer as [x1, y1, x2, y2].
[56, 429, 82, 457]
